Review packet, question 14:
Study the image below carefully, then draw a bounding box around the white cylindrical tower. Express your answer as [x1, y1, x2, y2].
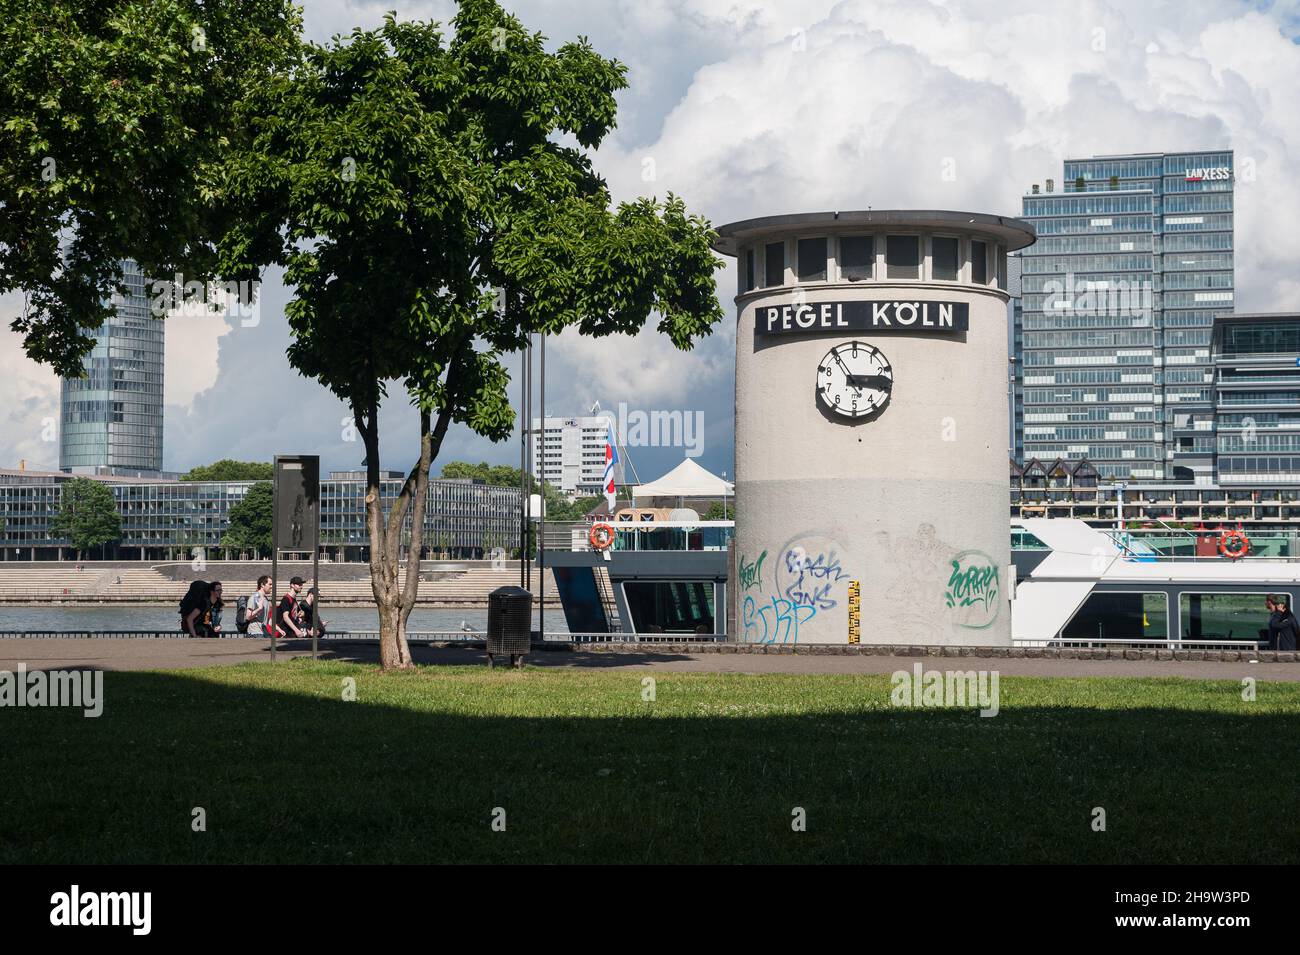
[713, 211, 1036, 645]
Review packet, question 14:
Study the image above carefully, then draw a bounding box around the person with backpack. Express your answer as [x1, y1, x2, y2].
[180, 580, 222, 638]
[239, 575, 273, 638]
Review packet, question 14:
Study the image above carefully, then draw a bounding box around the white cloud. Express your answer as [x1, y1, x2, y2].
[162, 305, 235, 412]
[3, 0, 1299, 480]
[0, 294, 61, 471]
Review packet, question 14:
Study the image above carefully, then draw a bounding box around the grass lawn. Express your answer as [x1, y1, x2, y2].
[3, 660, 1297, 864]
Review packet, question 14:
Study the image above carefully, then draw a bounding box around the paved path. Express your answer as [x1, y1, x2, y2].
[1, 638, 1297, 681]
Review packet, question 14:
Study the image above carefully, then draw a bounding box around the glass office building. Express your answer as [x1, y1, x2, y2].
[1214, 312, 1300, 484]
[1018, 151, 1234, 481]
[0, 470, 522, 560]
[59, 259, 165, 473]
[1007, 253, 1024, 462]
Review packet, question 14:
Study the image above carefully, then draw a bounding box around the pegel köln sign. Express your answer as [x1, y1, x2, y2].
[756, 300, 969, 337]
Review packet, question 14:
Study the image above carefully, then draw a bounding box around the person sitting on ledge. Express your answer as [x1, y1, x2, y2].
[276, 576, 308, 641]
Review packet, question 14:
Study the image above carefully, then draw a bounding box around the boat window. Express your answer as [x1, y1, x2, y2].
[1062, 592, 1167, 641]
[1011, 529, 1049, 550]
[623, 580, 716, 634]
[1178, 592, 1291, 641]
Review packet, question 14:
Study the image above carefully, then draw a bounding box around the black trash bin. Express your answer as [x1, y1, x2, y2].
[487, 586, 532, 668]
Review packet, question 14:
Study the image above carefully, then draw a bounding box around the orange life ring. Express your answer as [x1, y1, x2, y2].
[1218, 529, 1250, 560]
[588, 522, 615, 551]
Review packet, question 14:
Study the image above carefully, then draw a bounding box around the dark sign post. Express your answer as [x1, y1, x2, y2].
[271, 455, 321, 661]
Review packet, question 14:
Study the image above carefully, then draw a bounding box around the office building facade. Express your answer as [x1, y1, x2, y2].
[531, 415, 619, 496]
[0, 470, 521, 561]
[59, 260, 165, 474]
[1018, 151, 1234, 482]
[1213, 312, 1300, 484]
[1008, 253, 1024, 461]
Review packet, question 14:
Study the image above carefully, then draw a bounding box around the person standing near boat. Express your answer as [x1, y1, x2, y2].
[1265, 595, 1282, 650]
[1273, 595, 1299, 652]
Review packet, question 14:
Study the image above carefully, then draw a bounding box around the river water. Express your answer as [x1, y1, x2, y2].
[0, 605, 570, 634]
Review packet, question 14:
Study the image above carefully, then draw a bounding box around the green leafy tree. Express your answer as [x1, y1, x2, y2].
[51, 478, 122, 559]
[546, 495, 602, 522]
[1, 1, 302, 376]
[222, 481, 273, 557]
[182, 459, 275, 482]
[222, 3, 723, 668]
[703, 500, 733, 521]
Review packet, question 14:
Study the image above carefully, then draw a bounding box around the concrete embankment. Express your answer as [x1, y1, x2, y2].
[0, 560, 558, 607]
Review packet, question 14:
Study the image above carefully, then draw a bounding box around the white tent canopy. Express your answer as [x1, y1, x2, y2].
[632, 458, 734, 501]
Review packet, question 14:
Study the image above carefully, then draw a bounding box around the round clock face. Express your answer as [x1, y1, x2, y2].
[817, 341, 893, 419]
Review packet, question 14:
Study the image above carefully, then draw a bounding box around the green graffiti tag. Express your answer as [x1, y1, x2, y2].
[944, 550, 1000, 629]
[739, 550, 766, 591]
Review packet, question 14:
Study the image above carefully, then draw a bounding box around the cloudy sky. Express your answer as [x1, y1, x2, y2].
[2, 0, 1299, 483]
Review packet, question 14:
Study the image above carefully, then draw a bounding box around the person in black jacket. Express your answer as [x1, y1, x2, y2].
[181, 580, 222, 638]
[1264, 594, 1282, 650]
[1274, 596, 1298, 652]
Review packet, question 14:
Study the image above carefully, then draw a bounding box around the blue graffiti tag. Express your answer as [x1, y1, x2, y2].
[782, 548, 847, 610]
[743, 594, 818, 644]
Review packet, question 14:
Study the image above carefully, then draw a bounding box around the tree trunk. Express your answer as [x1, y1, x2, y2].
[399, 407, 454, 642]
[358, 399, 455, 670]
[359, 400, 410, 669]
[354, 336, 470, 670]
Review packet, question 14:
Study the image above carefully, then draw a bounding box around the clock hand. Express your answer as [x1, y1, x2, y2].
[832, 351, 853, 376]
[846, 374, 892, 391]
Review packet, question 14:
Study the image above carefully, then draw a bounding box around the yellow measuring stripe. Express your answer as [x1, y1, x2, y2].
[848, 579, 860, 644]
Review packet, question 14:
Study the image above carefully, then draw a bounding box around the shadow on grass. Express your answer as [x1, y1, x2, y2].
[272, 640, 704, 669]
[1, 662, 1296, 864]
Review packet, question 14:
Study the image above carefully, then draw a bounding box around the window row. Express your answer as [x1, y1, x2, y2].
[1220, 456, 1300, 473]
[1033, 234, 1154, 254]
[1022, 314, 1153, 330]
[1162, 193, 1233, 213]
[1021, 253, 1152, 274]
[1024, 194, 1153, 216]
[739, 233, 1006, 293]
[1022, 443, 1160, 460]
[1030, 215, 1152, 235]
[1219, 435, 1300, 452]
[1021, 330, 1154, 349]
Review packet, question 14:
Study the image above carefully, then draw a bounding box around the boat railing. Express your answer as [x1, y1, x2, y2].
[539, 519, 734, 553]
[1097, 528, 1300, 561]
[1014, 636, 1266, 651]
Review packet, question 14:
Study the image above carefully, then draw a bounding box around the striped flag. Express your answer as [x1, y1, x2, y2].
[603, 421, 619, 513]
